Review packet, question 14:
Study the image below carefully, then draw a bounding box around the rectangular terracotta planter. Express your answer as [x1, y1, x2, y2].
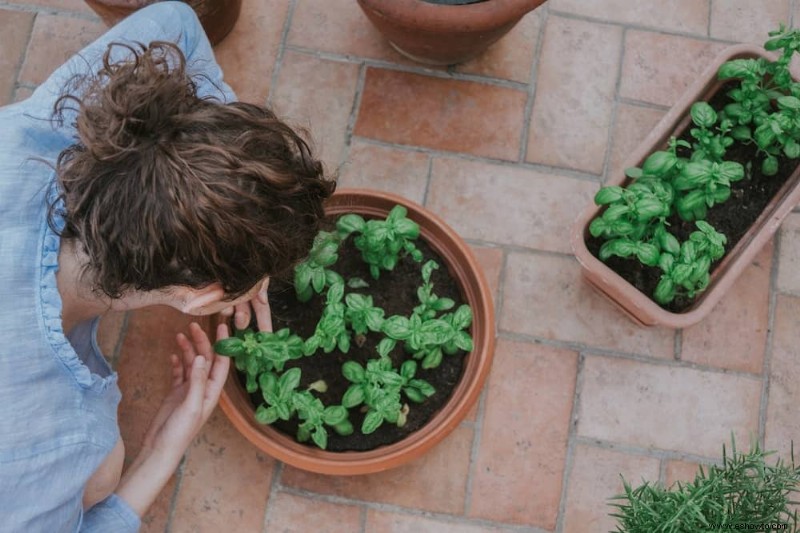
[571, 44, 800, 328]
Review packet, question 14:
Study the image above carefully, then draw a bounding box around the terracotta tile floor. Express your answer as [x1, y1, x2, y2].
[3, 0, 799, 531]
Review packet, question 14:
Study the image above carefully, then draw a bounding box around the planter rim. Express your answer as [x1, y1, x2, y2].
[571, 43, 800, 328]
[218, 188, 496, 475]
[356, 0, 539, 32]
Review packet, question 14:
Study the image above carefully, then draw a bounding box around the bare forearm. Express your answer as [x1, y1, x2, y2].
[115, 448, 181, 518]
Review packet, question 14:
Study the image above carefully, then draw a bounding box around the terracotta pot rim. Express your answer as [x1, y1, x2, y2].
[571, 43, 800, 328]
[219, 188, 496, 475]
[356, 0, 539, 32]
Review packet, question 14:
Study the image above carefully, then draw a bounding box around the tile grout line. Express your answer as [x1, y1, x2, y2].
[10, 7, 37, 100]
[278, 485, 548, 533]
[350, 135, 603, 183]
[758, 230, 782, 447]
[517, 2, 549, 163]
[0, 1, 99, 21]
[493, 248, 509, 342]
[283, 43, 530, 92]
[707, 0, 713, 38]
[462, 386, 488, 516]
[266, 0, 297, 108]
[554, 351, 585, 533]
[109, 311, 131, 370]
[499, 329, 765, 381]
[359, 505, 368, 533]
[617, 96, 671, 112]
[673, 329, 683, 361]
[260, 461, 285, 532]
[791, 0, 797, 27]
[599, 25, 627, 184]
[421, 156, 434, 207]
[573, 435, 725, 466]
[163, 453, 189, 533]
[548, 8, 738, 46]
[657, 458, 668, 487]
[340, 62, 368, 170]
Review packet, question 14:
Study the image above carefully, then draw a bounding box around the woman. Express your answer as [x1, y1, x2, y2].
[0, 2, 333, 531]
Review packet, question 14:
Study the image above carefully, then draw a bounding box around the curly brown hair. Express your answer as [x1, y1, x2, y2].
[49, 41, 335, 300]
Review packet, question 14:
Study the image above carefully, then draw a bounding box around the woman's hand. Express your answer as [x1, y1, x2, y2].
[220, 278, 272, 332]
[116, 322, 230, 517]
[140, 322, 231, 465]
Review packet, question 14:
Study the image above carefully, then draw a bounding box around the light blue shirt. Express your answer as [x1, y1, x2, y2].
[0, 3, 234, 531]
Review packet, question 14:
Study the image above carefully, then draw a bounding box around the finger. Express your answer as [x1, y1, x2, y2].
[215, 323, 230, 342]
[233, 302, 250, 331]
[176, 332, 197, 377]
[184, 356, 209, 415]
[169, 353, 183, 387]
[203, 352, 230, 417]
[188, 322, 213, 363]
[256, 278, 270, 304]
[219, 306, 234, 318]
[251, 297, 273, 333]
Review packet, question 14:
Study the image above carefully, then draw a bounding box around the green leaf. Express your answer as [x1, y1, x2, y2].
[347, 277, 370, 289]
[778, 95, 800, 110]
[421, 260, 438, 283]
[345, 293, 369, 311]
[409, 379, 436, 397]
[382, 316, 412, 340]
[642, 151, 678, 177]
[381, 254, 398, 271]
[599, 239, 637, 261]
[453, 331, 474, 352]
[213, 337, 245, 357]
[365, 308, 384, 331]
[785, 140, 800, 159]
[255, 405, 279, 425]
[303, 335, 320, 356]
[296, 284, 313, 303]
[342, 385, 365, 408]
[294, 263, 312, 293]
[311, 268, 326, 293]
[625, 167, 643, 179]
[342, 361, 366, 383]
[589, 217, 610, 238]
[602, 204, 630, 222]
[452, 305, 473, 329]
[635, 243, 660, 267]
[311, 427, 328, 450]
[336, 213, 366, 236]
[690, 102, 717, 128]
[675, 162, 712, 190]
[404, 387, 426, 403]
[376, 337, 397, 358]
[718, 161, 744, 183]
[362, 411, 384, 434]
[431, 297, 455, 311]
[762, 156, 779, 176]
[594, 186, 625, 205]
[400, 360, 417, 380]
[279, 368, 302, 395]
[323, 405, 348, 426]
[276, 402, 292, 421]
[634, 198, 667, 222]
[658, 230, 681, 256]
[387, 205, 407, 222]
[337, 332, 351, 353]
[718, 58, 756, 80]
[333, 420, 354, 436]
[394, 218, 420, 239]
[654, 277, 676, 304]
[421, 349, 443, 369]
[327, 282, 345, 304]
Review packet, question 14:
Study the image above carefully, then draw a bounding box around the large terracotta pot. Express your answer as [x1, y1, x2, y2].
[84, 0, 241, 45]
[218, 189, 496, 475]
[356, 0, 546, 65]
[571, 44, 800, 329]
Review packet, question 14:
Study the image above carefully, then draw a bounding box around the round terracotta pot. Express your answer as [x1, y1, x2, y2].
[356, 0, 546, 65]
[217, 189, 496, 475]
[84, 0, 242, 45]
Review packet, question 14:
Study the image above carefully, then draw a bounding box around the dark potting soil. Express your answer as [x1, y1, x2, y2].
[586, 81, 795, 313]
[237, 217, 467, 452]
